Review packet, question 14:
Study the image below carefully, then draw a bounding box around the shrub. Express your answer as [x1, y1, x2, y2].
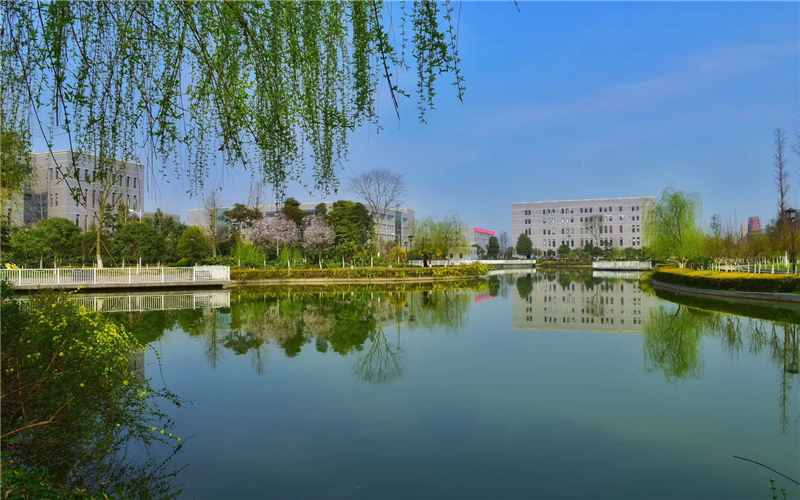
[652, 268, 800, 294]
[231, 263, 490, 281]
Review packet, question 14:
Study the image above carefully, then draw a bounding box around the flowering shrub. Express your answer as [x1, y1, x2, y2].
[652, 268, 800, 294]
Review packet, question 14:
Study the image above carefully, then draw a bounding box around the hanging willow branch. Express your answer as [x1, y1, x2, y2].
[1, 0, 466, 200]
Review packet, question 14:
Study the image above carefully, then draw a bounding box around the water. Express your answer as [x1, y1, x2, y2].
[108, 270, 799, 499]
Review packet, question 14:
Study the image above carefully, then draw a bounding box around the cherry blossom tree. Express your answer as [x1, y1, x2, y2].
[250, 214, 298, 257]
[304, 218, 335, 268]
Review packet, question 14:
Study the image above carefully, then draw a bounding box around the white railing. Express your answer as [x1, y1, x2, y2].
[592, 261, 652, 270]
[408, 259, 536, 267]
[18, 290, 231, 313]
[0, 266, 230, 288]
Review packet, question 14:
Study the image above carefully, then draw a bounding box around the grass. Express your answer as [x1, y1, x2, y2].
[651, 267, 800, 294]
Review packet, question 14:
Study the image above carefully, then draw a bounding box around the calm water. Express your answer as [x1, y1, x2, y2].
[108, 270, 799, 499]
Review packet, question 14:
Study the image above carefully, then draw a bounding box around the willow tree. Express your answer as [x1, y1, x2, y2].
[2, 1, 466, 199]
[643, 187, 704, 267]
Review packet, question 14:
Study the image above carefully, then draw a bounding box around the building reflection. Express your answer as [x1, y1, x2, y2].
[512, 271, 658, 333]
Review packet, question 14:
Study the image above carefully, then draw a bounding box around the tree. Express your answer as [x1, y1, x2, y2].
[498, 231, 509, 255]
[251, 214, 299, 257]
[112, 223, 166, 266]
[4, 3, 465, 200]
[413, 214, 467, 262]
[505, 246, 515, 259]
[472, 244, 486, 259]
[583, 214, 602, 246]
[281, 198, 306, 229]
[87, 158, 138, 268]
[303, 218, 335, 268]
[0, 128, 32, 203]
[388, 246, 408, 264]
[644, 187, 704, 267]
[223, 203, 262, 243]
[349, 169, 406, 249]
[327, 200, 374, 247]
[558, 244, 571, 258]
[315, 203, 329, 219]
[32, 218, 81, 267]
[486, 236, 500, 259]
[773, 128, 790, 250]
[177, 226, 212, 262]
[203, 191, 226, 257]
[145, 209, 187, 261]
[516, 234, 533, 258]
[7, 228, 47, 268]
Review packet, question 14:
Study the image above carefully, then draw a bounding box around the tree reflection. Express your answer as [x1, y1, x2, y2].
[644, 296, 800, 433]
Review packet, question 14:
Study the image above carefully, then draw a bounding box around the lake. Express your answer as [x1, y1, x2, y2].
[108, 270, 799, 499]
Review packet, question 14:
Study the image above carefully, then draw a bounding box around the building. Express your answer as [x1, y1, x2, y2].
[748, 216, 762, 234]
[513, 273, 658, 333]
[511, 196, 655, 254]
[14, 151, 144, 230]
[458, 227, 495, 259]
[144, 211, 181, 224]
[188, 201, 415, 245]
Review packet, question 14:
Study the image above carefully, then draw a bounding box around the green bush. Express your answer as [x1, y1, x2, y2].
[231, 263, 490, 281]
[652, 268, 800, 294]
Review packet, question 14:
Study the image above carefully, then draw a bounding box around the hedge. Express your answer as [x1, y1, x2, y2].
[230, 279, 490, 295]
[231, 263, 490, 281]
[651, 268, 800, 294]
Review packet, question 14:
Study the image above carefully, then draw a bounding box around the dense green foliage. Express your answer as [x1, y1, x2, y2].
[413, 214, 467, 259]
[486, 236, 500, 259]
[0, 128, 32, 203]
[231, 263, 489, 281]
[652, 268, 800, 294]
[0, 286, 183, 498]
[516, 233, 533, 258]
[2, 1, 465, 198]
[177, 226, 212, 261]
[644, 188, 704, 266]
[113, 222, 166, 265]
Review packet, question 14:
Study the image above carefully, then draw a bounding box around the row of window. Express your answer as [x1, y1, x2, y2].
[48, 168, 139, 189]
[51, 191, 137, 210]
[532, 214, 642, 225]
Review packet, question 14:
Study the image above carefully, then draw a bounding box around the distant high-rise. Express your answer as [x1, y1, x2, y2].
[747, 216, 762, 233]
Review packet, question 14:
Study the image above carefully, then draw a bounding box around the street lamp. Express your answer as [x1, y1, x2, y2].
[787, 208, 797, 274]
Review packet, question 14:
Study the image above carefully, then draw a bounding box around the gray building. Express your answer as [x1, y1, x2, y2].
[513, 273, 657, 333]
[511, 196, 655, 254]
[16, 151, 144, 230]
[458, 226, 495, 259]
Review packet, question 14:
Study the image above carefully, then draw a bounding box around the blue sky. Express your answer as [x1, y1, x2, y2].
[39, 1, 800, 236]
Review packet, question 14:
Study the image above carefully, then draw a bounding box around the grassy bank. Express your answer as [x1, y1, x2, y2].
[231, 263, 490, 281]
[650, 268, 800, 294]
[230, 279, 490, 295]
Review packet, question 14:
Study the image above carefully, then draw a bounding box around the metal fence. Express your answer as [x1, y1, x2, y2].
[0, 266, 230, 287]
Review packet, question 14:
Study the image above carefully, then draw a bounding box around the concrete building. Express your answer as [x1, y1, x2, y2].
[748, 216, 762, 234]
[511, 196, 655, 254]
[144, 211, 181, 224]
[188, 201, 415, 245]
[15, 151, 144, 230]
[458, 227, 495, 259]
[513, 273, 657, 333]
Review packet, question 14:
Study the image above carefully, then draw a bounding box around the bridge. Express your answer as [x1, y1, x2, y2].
[0, 266, 230, 290]
[409, 259, 537, 269]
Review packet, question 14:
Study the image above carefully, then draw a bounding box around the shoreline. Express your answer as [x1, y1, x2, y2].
[650, 279, 800, 304]
[228, 275, 486, 287]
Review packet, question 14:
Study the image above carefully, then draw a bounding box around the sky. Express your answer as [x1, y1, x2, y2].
[35, 1, 800, 237]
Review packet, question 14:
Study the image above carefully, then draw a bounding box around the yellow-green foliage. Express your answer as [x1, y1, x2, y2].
[1, 288, 182, 498]
[652, 268, 800, 293]
[388, 246, 408, 264]
[232, 263, 490, 281]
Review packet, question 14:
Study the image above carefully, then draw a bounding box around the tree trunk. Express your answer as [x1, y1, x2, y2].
[96, 229, 104, 268]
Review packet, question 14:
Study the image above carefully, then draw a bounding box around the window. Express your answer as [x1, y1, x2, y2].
[620, 225, 623, 232]
[619, 238, 623, 246]
[74, 167, 80, 178]
[127, 194, 130, 207]
[570, 217, 574, 223]
[608, 206, 612, 212]
[76, 195, 79, 207]
[55, 194, 58, 206]
[76, 215, 80, 226]
[126, 176, 130, 187]
[580, 208, 583, 213]
[92, 190, 95, 207]
[85, 169, 90, 181]
[589, 208, 592, 213]
[49, 168, 54, 180]
[619, 206, 622, 211]
[570, 208, 574, 214]
[133, 196, 137, 210]
[118, 175, 122, 186]
[50, 194, 53, 207]
[580, 217, 583, 222]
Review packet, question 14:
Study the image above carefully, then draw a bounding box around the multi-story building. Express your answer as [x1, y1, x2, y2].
[511, 196, 655, 254]
[14, 151, 144, 230]
[513, 273, 658, 333]
[188, 201, 415, 246]
[458, 227, 495, 259]
[747, 216, 762, 234]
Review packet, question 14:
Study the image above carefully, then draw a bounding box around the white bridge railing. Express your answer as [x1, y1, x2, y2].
[592, 261, 653, 270]
[0, 266, 230, 288]
[409, 259, 537, 267]
[17, 290, 231, 313]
